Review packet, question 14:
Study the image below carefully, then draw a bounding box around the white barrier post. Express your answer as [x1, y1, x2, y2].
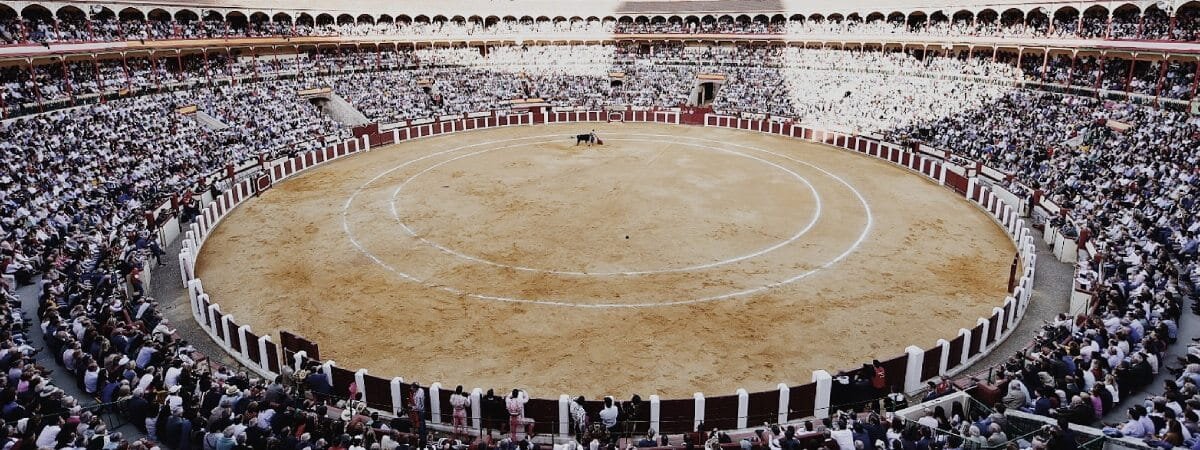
[558, 395, 571, 436]
[429, 383, 442, 424]
[904, 346, 924, 393]
[812, 370, 832, 419]
[220, 315, 235, 348]
[977, 317, 990, 353]
[957, 328, 972, 367]
[236, 325, 250, 359]
[355, 369, 368, 403]
[777, 383, 790, 424]
[937, 339, 951, 375]
[1005, 296, 1018, 328]
[993, 307, 1006, 341]
[322, 361, 335, 386]
[470, 388, 483, 432]
[292, 351, 307, 372]
[736, 388, 749, 429]
[649, 395, 661, 433]
[391, 377, 406, 414]
[693, 393, 705, 431]
[206, 303, 220, 335]
[257, 336, 274, 374]
[178, 248, 192, 284]
[362, 134, 371, 151]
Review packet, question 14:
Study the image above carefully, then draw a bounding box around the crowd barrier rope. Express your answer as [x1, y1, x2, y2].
[172, 107, 1037, 438]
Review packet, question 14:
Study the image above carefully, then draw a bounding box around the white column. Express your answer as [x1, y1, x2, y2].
[777, 384, 790, 424]
[1005, 297, 1018, 328]
[649, 395, 661, 433]
[429, 383, 442, 424]
[186, 279, 203, 320]
[321, 361, 334, 386]
[362, 134, 371, 151]
[178, 248, 192, 284]
[257, 336, 273, 374]
[993, 307, 1007, 341]
[206, 303, 221, 334]
[391, 377, 406, 415]
[470, 388, 483, 431]
[736, 388, 749, 429]
[558, 395, 571, 436]
[937, 339, 951, 375]
[220, 315, 235, 348]
[292, 351, 307, 372]
[237, 325, 250, 359]
[812, 370, 832, 419]
[393, 129, 400, 143]
[977, 318, 991, 354]
[693, 393, 705, 431]
[355, 369, 368, 402]
[904, 346, 924, 393]
[957, 328, 972, 367]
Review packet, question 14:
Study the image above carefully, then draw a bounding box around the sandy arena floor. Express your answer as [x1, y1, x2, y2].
[196, 123, 1014, 397]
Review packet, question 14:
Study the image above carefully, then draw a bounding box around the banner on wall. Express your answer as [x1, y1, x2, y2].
[296, 87, 332, 98]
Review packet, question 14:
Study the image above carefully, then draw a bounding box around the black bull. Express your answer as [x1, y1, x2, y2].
[574, 134, 602, 145]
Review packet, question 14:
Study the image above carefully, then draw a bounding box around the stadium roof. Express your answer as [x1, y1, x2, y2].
[19, 0, 1191, 19]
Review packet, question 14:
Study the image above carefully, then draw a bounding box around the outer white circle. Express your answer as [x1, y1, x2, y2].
[340, 132, 874, 308]
[387, 137, 823, 276]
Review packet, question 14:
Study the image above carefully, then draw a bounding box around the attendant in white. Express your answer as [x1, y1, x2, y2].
[450, 385, 471, 438]
[506, 389, 529, 440]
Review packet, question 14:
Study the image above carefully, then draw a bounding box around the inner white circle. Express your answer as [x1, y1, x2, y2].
[388, 137, 823, 276]
[340, 132, 874, 308]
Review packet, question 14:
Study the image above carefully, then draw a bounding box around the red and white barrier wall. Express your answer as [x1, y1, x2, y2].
[176, 109, 1035, 437]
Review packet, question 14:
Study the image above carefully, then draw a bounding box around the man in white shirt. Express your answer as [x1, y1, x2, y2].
[829, 421, 854, 450]
[599, 397, 619, 438]
[35, 416, 63, 448]
[916, 408, 939, 429]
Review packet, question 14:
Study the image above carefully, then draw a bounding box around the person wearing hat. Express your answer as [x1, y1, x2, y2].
[165, 384, 184, 415]
[221, 383, 242, 407]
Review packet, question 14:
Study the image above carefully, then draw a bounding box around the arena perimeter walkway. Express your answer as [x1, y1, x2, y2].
[959, 227, 1073, 375]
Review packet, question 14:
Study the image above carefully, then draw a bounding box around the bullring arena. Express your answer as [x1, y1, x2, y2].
[9, 0, 1200, 447]
[195, 121, 1014, 397]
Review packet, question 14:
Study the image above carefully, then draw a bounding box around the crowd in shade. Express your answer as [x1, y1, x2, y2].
[4, 44, 1195, 123]
[3, 8, 1200, 46]
[1, 41, 1200, 450]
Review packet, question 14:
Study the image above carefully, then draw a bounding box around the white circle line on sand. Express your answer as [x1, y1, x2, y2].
[340, 131, 873, 308]
[387, 137, 823, 276]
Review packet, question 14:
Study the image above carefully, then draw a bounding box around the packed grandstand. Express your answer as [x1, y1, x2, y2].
[1, 0, 1200, 449]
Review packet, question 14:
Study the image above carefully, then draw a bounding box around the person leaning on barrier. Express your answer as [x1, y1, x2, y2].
[621, 395, 642, 439]
[482, 388, 506, 439]
[599, 397, 619, 440]
[569, 396, 589, 442]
